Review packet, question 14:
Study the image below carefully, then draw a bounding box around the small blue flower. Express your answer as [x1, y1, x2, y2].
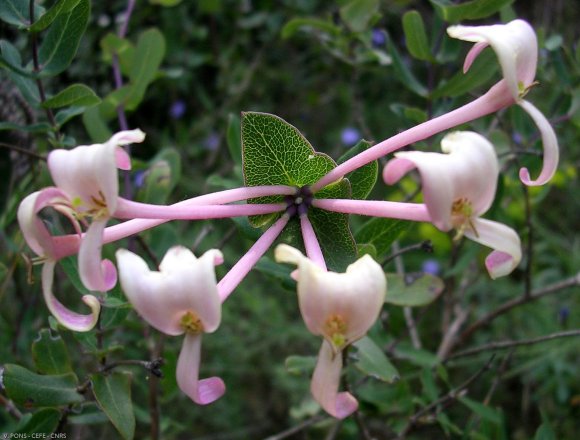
[558, 306, 570, 325]
[341, 127, 360, 147]
[372, 29, 386, 47]
[421, 259, 441, 276]
[133, 170, 147, 188]
[169, 100, 186, 120]
[203, 132, 220, 151]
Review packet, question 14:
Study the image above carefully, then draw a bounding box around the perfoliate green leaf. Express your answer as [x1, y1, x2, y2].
[0, 0, 43, 28]
[402, 11, 434, 62]
[285, 355, 317, 375]
[339, 0, 379, 33]
[42, 84, 100, 109]
[384, 272, 444, 307]
[31, 329, 73, 375]
[355, 217, 411, 257]
[30, 0, 81, 33]
[3, 364, 83, 407]
[92, 372, 135, 440]
[338, 139, 378, 200]
[429, 0, 515, 23]
[14, 408, 61, 435]
[353, 337, 400, 383]
[281, 17, 341, 39]
[431, 49, 498, 99]
[38, 0, 90, 76]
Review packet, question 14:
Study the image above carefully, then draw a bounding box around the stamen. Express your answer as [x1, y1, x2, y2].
[451, 198, 478, 239]
[324, 314, 348, 351]
[180, 311, 204, 334]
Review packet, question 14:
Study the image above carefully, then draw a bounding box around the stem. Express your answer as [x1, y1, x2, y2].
[114, 198, 286, 220]
[0, 142, 46, 161]
[300, 214, 326, 270]
[0, 393, 22, 420]
[217, 215, 289, 302]
[312, 84, 513, 192]
[447, 330, 580, 361]
[312, 199, 431, 222]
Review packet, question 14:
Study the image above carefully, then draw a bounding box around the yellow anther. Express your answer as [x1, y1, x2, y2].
[451, 198, 478, 239]
[180, 311, 204, 334]
[324, 314, 348, 350]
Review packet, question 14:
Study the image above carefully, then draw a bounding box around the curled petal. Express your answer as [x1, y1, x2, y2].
[311, 341, 358, 419]
[518, 100, 559, 186]
[116, 247, 222, 335]
[275, 245, 386, 344]
[79, 219, 117, 292]
[176, 333, 225, 405]
[464, 218, 522, 279]
[447, 20, 537, 101]
[41, 261, 100, 332]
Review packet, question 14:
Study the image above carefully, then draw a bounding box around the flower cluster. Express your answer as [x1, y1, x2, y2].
[17, 20, 558, 419]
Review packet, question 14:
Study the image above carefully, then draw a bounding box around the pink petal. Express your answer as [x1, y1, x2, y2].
[41, 261, 100, 332]
[176, 333, 225, 405]
[311, 341, 358, 419]
[517, 100, 559, 186]
[464, 218, 522, 279]
[79, 220, 117, 292]
[382, 157, 417, 186]
[463, 41, 489, 73]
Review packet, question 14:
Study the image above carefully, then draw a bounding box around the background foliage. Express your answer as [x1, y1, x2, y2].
[1, 0, 580, 438]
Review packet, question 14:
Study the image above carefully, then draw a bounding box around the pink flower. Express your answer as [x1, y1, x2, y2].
[447, 19, 558, 186]
[384, 131, 521, 279]
[116, 246, 225, 405]
[17, 189, 100, 331]
[47, 129, 145, 292]
[275, 244, 386, 419]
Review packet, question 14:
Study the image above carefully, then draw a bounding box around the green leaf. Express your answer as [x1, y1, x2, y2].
[0, 121, 52, 133]
[394, 343, 440, 367]
[91, 372, 135, 440]
[285, 355, 317, 375]
[136, 148, 181, 204]
[384, 272, 444, 307]
[281, 17, 341, 39]
[338, 139, 378, 200]
[0, 0, 43, 28]
[100, 32, 134, 75]
[386, 32, 428, 97]
[38, 0, 90, 76]
[3, 364, 83, 407]
[458, 397, 502, 424]
[150, 0, 183, 6]
[254, 256, 295, 290]
[124, 28, 166, 110]
[355, 217, 411, 257]
[402, 11, 433, 62]
[429, 0, 515, 23]
[30, 0, 81, 32]
[55, 106, 89, 127]
[82, 106, 112, 142]
[534, 421, 556, 440]
[15, 408, 61, 434]
[353, 336, 399, 383]
[0, 41, 39, 102]
[42, 84, 100, 109]
[431, 49, 498, 99]
[339, 0, 379, 33]
[31, 329, 73, 375]
[226, 113, 242, 165]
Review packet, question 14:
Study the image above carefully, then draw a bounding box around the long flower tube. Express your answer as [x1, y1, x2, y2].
[217, 214, 290, 302]
[313, 19, 557, 192]
[312, 199, 431, 222]
[300, 214, 327, 271]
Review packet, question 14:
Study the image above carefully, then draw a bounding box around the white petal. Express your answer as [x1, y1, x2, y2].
[176, 333, 225, 405]
[275, 244, 386, 343]
[79, 219, 117, 292]
[116, 247, 222, 335]
[464, 218, 522, 279]
[310, 341, 358, 419]
[447, 20, 537, 101]
[518, 100, 559, 186]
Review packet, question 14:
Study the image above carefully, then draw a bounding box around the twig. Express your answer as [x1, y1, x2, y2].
[381, 240, 432, 266]
[522, 183, 533, 298]
[0, 393, 23, 420]
[397, 355, 495, 439]
[263, 414, 327, 440]
[446, 329, 580, 361]
[0, 142, 46, 161]
[456, 273, 580, 346]
[100, 358, 164, 375]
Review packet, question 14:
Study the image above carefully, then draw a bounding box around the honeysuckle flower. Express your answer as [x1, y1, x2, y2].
[383, 131, 521, 279]
[275, 244, 386, 419]
[116, 246, 225, 405]
[17, 189, 100, 332]
[47, 129, 146, 292]
[447, 19, 559, 186]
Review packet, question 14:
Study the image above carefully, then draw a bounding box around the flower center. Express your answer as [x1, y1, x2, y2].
[180, 311, 204, 334]
[284, 185, 313, 218]
[450, 198, 478, 239]
[324, 314, 348, 350]
[72, 191, 110, 221]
